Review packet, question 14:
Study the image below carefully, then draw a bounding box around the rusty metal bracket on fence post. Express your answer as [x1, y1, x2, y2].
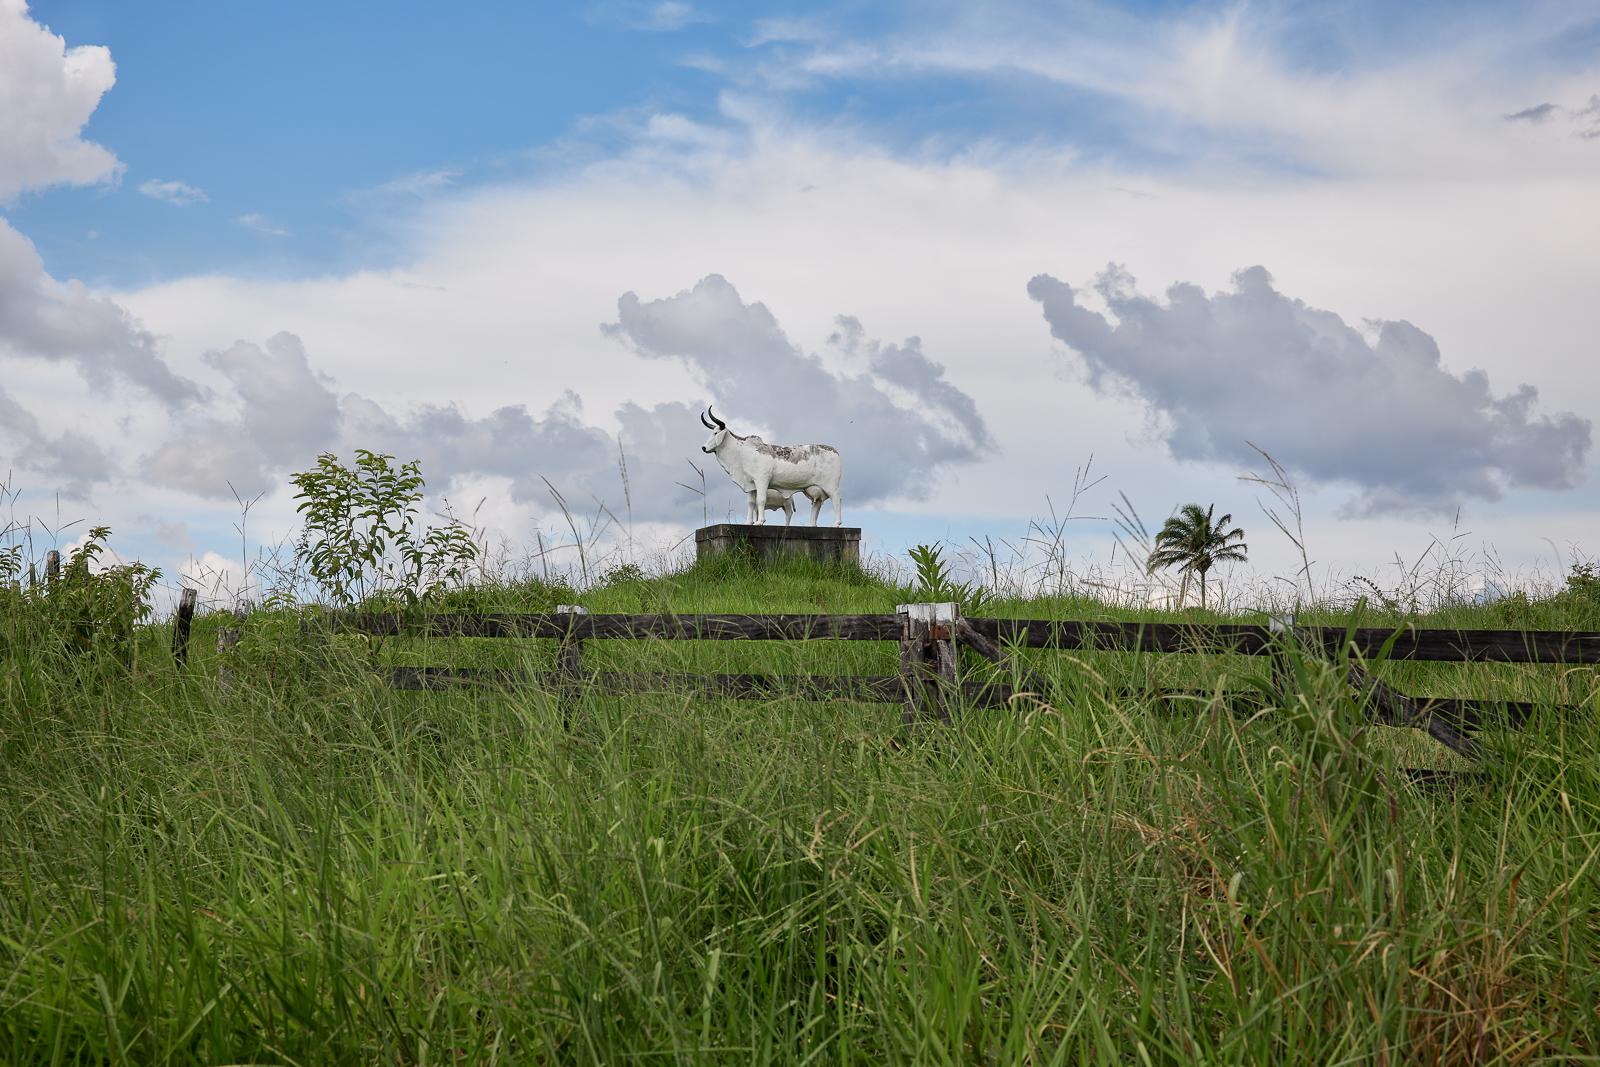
[898, 602, 958, 731]
[556, 605, 587, 729]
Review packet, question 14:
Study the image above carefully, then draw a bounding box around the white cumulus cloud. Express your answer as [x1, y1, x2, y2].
[137, 178, 208, 205]
[0, 1, 200, 503]
[0, 0, 121, 200]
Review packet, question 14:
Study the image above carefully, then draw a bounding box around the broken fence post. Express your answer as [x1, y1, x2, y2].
[955, 617, 1053, 701]
[897, 602, 959, 731]
[1272, 610, 1484, 764]
[556, 605, 588, 728]
[45, 549, 60, 585]
[217, 600, 251, 692]
[1267, 612, 1297, 704]
[172, 587, 198, 669]
[1345, 657, 1483, 762]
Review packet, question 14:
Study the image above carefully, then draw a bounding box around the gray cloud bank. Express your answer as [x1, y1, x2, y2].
[143, 334, 339, 496]
[604, 273, 991, 503]
[134, 333, 627, 507]
[1027, 265, 1590, 514]
[0, 220, 202, 408]
[108, 275, 988, 522]
[0, 220, 201, 498]
[0, 384, 112, 500]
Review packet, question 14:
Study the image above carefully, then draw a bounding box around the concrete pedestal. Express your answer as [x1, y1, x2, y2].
[695, 524, 861, 566]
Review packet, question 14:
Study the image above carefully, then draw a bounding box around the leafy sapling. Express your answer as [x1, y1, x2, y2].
[291, 450, 479, 609]
[29, 526, 161, 665]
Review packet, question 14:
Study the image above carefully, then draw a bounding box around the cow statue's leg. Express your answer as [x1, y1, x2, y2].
[747, 487, 759, 524]
[752, 476, 770, 525]
[808, 488, 823, 527]
[831, 486, 843, 527]
[783, 496, 794, 526]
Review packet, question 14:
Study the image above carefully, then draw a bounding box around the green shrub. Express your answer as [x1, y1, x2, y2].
[1565, 561, 1600, 602]
[599, 561, 648, 587]
[290, 449, 478, 609]
[1491, 589, 1536, 627]
[0, 526, 160, 669]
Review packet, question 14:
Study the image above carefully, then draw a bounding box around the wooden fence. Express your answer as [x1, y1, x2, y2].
[324, 604, 1598, 770]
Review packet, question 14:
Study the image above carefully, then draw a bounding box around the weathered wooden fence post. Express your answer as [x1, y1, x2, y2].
[45, 549, 60, 585]
[897, 606, 926, 731]
[898, 602, 959, 730]
[556, 605, 588, 728]
[217, 600, 250, 692]
[172, 587, 198, 668]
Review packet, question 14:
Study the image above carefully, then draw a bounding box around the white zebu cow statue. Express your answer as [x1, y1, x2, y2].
[700, 407, 843, 526]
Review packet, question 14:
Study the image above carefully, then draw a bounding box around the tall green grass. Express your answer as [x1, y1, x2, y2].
[2, 556, 1597, 1063]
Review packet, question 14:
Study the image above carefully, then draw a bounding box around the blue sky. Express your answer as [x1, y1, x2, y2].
[12, 2, 744, 284]
[2, 0, 1598, 606]
[16, 0, 1572, 287]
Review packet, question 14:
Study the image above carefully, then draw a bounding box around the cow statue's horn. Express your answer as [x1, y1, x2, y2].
[700, 409, 715, 429]
[706, 406, 726, 431]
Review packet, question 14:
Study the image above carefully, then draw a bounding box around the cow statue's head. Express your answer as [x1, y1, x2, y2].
[699, 407, 729, 453]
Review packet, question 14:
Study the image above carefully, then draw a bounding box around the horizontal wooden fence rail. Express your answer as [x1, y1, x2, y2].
[334, 606, 1598, 779]
[970, 619, 1600, 663]
[1325, 627, 1600, 664]
[345, 612, 1600, 664]
[349, 612, 902, 642]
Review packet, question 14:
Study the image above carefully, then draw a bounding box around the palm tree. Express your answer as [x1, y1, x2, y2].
[1146, 503, 1248, 610]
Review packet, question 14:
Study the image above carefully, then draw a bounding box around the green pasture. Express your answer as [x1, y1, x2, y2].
[2, 555, 1598, 1064]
